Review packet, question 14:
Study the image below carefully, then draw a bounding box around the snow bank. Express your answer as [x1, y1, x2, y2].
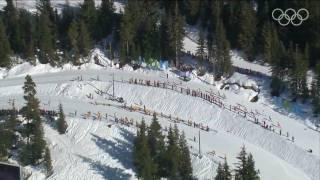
[231, 51, 271, 76]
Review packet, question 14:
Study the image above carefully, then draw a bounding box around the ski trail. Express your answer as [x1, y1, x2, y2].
[75, 120, 94, 144]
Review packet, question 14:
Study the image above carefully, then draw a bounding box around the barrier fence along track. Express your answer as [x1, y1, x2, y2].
[82, 77, 294, 141]
[114, 78, 296, 141]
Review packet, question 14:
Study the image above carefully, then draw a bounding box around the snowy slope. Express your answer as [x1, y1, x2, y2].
[0, 64, 318, 179]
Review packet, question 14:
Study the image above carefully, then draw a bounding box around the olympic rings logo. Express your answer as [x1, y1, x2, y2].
[272, 8, 309, 26]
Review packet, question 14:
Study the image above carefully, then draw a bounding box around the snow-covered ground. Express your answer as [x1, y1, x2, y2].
[0, 58, 319, 179]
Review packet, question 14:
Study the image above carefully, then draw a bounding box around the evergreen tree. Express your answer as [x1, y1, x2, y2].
[57, 103, 68, 134]
[185, 0, 201, 25]
[96, 0, 115, 40]
[36, 0, 57, 64]
[246, 154, 260, 180]
[235, 146, 248, 180]
[80, 0, 97, 40]
[0, 127, 11, 160]
[44, 146, 53, 177]
[20, 75, 45, 165]
[67, 20, 80, 64]
[215, 163, 224, 180]
[59, 0, 76, 52]
[0, 18, 12, 67]
[289, 46, 308, 99]
[261, 21, 272, 64]
[212, 19, 232, 78]
[134, 120, 156, 179]
[235, 146, 260, 180]
[312, 64, 320, 115]
[236, 1, 257, 61]
[4, 0, 23, 54]
[0, 102, 17, 160]
[77, 20, 92, 57]
[148, 113, 166, 177]
[165, 125, 180, 179]
[19, 10, 36, 62]
[167, 1, 184, 67]
[196, 28, 206, 63]
[178, 131, 192, 180]
[215, 158, 232, 180]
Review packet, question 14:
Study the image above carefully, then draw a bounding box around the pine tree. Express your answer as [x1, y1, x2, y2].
[215, 158, 232, 180]
[246, 154, 260, 180]
[96, 0, 115, 40]
[185, 0, 201, 25]
[235, 146, 248, 180]
[57, 103, 68, 134]
[36, 0, 57, 64]
[0, 18, 12, 68]
[119, 0, 142, 63]
[0, 128, 11, 160]
[20, 75, 45, 165]
[289, 46, 308, 99]
[215, 163, 224, 180]
[4, 0, 23, 54]
[178, 131, 192, 180]
[67, 20, 80, 64]
[134, 120, 156, 179]
[261, 21, 272, 63]
[148, 113, 166, 177]
[312, 64, 320, 115]
[77, 20, 92, 57]
[19, 10, 36, 62]
[59, 0, 75, 52]
[80, 0, 97, 40]
[235, 146, 260, 180]
[196, 28, 206, 63]
[237, 1, 257, 61]
[0, 101, 18, 160]
[165, 125, 180, 179]
[44, 147, 53, 177]
[212, 19, 232, 79]
[167, 1, 185, 67]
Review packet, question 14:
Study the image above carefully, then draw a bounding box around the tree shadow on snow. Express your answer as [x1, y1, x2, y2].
[86, 127, 135, 178]
[77, 155, 132, 180]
